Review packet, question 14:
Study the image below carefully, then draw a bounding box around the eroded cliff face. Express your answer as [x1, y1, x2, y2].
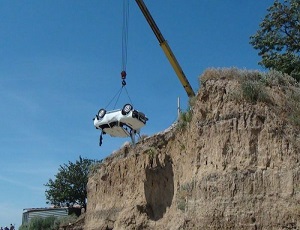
[85, 69, 300, 230]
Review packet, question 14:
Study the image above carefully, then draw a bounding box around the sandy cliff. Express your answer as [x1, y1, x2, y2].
[84, 68, 300, 230]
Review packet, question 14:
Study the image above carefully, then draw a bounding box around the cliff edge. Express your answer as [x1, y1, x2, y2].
[85, 68, 300, 230]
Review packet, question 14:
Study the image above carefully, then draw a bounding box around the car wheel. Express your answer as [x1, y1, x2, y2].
[98, 109, 106, 119]
[122, 104, 133, 115]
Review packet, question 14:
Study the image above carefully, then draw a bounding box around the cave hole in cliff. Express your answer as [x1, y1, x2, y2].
[143, 154, 174, 221]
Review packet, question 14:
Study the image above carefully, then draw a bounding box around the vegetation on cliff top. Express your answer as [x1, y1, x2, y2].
[200, 68, 300, 127]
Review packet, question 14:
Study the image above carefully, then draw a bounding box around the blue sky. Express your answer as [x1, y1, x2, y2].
[0, 0, 274, 227]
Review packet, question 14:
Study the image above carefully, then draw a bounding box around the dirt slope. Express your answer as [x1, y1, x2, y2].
[84, 68, 300, 230]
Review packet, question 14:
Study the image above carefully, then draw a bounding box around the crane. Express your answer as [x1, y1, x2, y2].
[135, 0, 195, 97]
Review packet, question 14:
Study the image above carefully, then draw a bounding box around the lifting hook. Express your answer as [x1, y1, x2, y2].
[121, 70, 127, 86]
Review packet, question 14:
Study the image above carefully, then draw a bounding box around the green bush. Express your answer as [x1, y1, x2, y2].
[241, 80, 269, 103]
[43, 216, 56, 229]
[19, 216, 59, 230]
[28, 216, 44, 230]
[177, 199, 186, 211]
[259, 70, 299, 87]
[145, 147, 157, 160]
[288, 90, 300, 126]
[177, 109, 193, 131]
[57, 214, 78, 227]
[177, 96, 195, 131]
[19, 223, 29, 230]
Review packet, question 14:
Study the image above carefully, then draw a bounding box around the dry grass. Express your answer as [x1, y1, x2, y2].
[199, 67, 262, 85]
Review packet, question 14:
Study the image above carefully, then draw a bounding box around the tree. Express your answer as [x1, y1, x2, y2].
[250, 0, 300, 81]
[45, 156, 96, 208]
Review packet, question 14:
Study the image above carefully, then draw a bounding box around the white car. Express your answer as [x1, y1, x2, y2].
[93, 104, 148, 138]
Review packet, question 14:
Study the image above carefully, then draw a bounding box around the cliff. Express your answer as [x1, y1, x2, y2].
[84, 68, 300, 230]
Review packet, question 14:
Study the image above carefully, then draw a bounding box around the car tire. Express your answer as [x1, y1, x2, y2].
[98, 109, 106, 119]
[122, 104, 133, 115]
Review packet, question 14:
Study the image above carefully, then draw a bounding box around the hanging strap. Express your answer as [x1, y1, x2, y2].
[104, 85, 133, 110]
[123, 85, 133, 105]
[105, 87, 123, 109]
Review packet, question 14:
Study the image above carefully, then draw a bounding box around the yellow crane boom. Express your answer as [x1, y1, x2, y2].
[135, 0, 195, 97]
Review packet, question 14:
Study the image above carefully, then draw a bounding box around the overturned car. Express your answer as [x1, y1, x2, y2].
[93, 104, 148, 144]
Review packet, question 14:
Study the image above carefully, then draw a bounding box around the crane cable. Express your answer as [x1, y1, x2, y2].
[121, 0, 129, 86]
[105, 0, 132, 110]
[121, 0, 133, 105]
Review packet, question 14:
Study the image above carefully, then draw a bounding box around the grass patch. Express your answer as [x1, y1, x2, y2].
[177, 109, 193, 131]
[177, 96, 195, 131]
[240, 80, 270, 103]
[176, 180, 196, 212]
[287, 90, 300, 126]
[145, 147, 157, 160]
